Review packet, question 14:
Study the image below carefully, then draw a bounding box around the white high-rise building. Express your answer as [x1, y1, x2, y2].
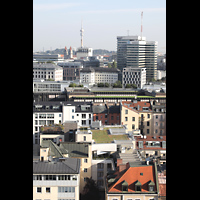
[117, 35, 157, 81]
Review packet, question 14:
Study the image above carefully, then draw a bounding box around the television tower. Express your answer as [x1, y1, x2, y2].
[141, 11, 143, 40]
[80, 20, 84, 48]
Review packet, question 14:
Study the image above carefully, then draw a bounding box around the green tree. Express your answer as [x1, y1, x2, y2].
[125, 83, 132, 88]
[131, 83, 137, 89]
[69, 83, 77, 87]
[112, 61, 117, 68]
[105, 82, 110, 87]
[81, 177, 100, 200]
[108, 63, 112, 68]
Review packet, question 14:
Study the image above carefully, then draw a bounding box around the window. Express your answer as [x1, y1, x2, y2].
[111, 116, 114, 120]
[37, 187, 42, 193]
[125, 109, 128, 114]
[83, 136, 86, 141]
[125, 117, 128, 121]
[82, 114, 86, 118]
[82, 120, 86, 125]
[147, 114, 150, 118]
[84, 168, 87, 172]
[96, 116, 99, 120]
[58, 175, 71, 180]
[136, 185, 141, 191]
[46, 187, 50, 193]
[132, 117, 135, 121]
[72, 109, 74, 112]
[84, 158, 88, 163]
[147, 121, 150, 126]
[138, 141, 143, 148]
[72, 115, 74, 119]
[58, 187, 75, 193]
[97, 163, 104, 169]
[132, 124, 135, 129]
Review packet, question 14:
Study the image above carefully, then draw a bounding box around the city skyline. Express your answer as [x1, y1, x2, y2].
[33, 0, 166, 53]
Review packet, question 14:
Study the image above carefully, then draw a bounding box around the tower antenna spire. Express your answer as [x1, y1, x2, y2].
[141, 11, 143, 40]
[80, 20, 84, 48]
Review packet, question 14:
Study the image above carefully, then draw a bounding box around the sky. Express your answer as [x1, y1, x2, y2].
[33, 0, 166, 53]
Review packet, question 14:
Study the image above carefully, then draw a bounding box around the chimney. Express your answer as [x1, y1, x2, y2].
[117, 158, 123, 167]
[119, 164, 127, 172]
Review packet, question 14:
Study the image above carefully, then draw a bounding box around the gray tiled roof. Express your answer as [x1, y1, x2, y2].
[60, 142, 89, 158]
[33, 158, 80, 174]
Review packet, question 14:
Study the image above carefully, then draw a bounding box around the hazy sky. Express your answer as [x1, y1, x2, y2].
[33, 0, 166, 53]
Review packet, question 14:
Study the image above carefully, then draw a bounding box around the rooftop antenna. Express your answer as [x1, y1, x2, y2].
[80, 20, 84, 48]
[141, 11, 143, 40]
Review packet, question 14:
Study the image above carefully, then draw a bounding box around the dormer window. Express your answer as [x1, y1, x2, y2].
[148, 180, 155, 191]
[135, 180, 141, 191]
[122, 180, 128, 191]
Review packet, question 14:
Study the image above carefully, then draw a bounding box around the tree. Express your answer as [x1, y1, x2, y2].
[69, 83, 77, 87]
[80, 177, 100, 200]
[113, 80, 122, 88]
[131, 83, 137, 89]
[125, 83, 132, 88]
[105, 82, 110, 87]
[112, 61, 117, 68]
[108, 63, 112, 68]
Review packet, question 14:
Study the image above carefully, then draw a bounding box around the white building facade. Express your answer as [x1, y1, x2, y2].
[122, 67, 146, 89]
[33, 63, 63, 81]
[33, 102, 93, 144]
[80, 67, 120, 85]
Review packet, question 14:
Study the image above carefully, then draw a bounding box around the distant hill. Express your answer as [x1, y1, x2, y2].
[35, 48, 116, 56]
[93, 49, 116, 56]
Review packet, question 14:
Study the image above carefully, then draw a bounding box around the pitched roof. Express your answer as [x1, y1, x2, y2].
[121, 101, 152, 112]
[107, 165, 157, 193]
[33, 158, 80, 174]
[60, 142, 89, 157]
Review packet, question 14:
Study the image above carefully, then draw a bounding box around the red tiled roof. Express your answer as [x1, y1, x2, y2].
[108, 165, 157, 193]
[121, 101, 152, 112]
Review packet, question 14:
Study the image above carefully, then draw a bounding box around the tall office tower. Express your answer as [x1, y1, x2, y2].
[117, 35, 157, 81]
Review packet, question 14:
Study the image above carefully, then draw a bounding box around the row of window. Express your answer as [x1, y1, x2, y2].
[36, 187, 75, 194]
[33, 175, 77, 181]
[33, 75, 54, 79]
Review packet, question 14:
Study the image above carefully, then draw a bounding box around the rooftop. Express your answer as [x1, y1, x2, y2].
[121, 101, 152, 112]
[107, 162, 158, 194]
[33, 158, 80, 174]
[80, 67, 120, 73]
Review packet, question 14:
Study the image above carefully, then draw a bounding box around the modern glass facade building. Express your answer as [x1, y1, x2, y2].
[117, 36, 157, 81]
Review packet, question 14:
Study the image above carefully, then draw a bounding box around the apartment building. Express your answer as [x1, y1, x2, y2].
[33, 158, 80, 200]
[80, 67, 120, 85]
[33, 102, 93, 144]
[105, 160, 159, 200]
[92, 103, 120, 125]
[57, 61, 83, 81]
[151, 100, 166, 136]
[122, 67, 146, 89]
[33, 63, 63, 81]
[40, 140, 92, 193]
[136, 135, 166, 165]
[120, 100, 153, 135]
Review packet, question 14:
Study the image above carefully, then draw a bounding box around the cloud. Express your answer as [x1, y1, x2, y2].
[70, 7, 165, 14]
[34, 2, 82, 11]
